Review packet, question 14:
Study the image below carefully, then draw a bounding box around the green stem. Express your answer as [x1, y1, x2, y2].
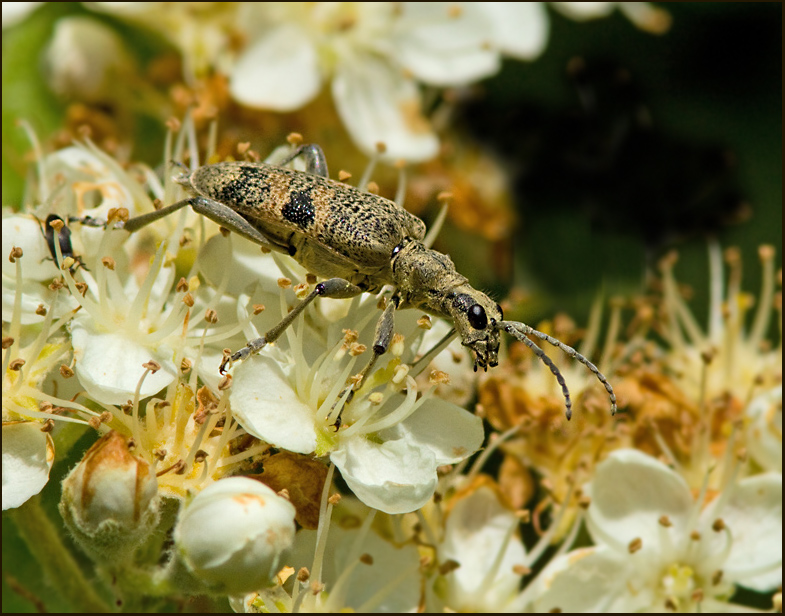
[9, 495, 111, 613]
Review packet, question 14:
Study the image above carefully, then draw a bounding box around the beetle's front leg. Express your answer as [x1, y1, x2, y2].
[220, 278, 363, 373]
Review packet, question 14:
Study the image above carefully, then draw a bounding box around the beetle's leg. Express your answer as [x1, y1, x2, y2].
[353, 293, 401, 390]
[278, 144, 329, 178]
[220, 277, 363, 373]
[121, 196, 286, 251]
[330, 293, 401, 426]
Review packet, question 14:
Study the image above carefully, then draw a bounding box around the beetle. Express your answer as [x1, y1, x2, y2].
[121, 143, 616, 420]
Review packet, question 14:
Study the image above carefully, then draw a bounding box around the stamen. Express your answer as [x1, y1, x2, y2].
[344, 376, 424, 436]
[127, 243, 168, 326]
[478, 510, 524, 591]
[393, 161, 407, 208]
[526, 480, 576, 565]
[423, 200, 449, 248]
[466, 423, 522, 483]
[600, 297, 624, 373]
[748, 245, 776, 351]
[310, 464, 336, 586]
[322, 511, 377, 612]
[358, 148, 381, 191]
[17, 119, 49, 200]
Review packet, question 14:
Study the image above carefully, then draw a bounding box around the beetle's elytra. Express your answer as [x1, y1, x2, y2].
[121, 143, 616, 420]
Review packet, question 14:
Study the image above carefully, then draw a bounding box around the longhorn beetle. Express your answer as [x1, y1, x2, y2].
[120, 142, 616, 420]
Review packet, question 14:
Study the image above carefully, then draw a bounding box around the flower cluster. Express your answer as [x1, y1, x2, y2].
[5, 2, 670, 162]
[2, 119, 488, 602]
[4, 117, 781, 611]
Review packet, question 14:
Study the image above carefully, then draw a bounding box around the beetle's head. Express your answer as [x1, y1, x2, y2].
[445, 287, 503, 372]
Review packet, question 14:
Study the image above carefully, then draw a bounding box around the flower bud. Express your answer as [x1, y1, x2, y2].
[174, 477, 296, 594]
[45, 16, 134, 102]
[59, 431, 159, 562]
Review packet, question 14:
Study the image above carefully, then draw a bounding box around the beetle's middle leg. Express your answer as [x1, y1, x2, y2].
[331, 293, 401, 424]
[220, 277, 363, 373]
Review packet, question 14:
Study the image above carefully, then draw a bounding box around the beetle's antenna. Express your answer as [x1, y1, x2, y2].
[498, 321, 617, 419]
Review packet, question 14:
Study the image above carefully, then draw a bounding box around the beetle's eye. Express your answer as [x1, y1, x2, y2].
[467, 304, 488, 330]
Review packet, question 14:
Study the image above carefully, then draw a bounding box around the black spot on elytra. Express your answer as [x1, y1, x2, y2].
[282, 190, 315, 229]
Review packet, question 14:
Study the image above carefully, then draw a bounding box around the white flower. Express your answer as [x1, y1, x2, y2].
[659, 243, 781, 409]
[221, 241, 484, 514]
[530, 449, 782, 612]
[67, 243, 183, 405]
[1, 214, 74, 325]
[229, 3, 548, 162]
[85, 3, 549, 162]
[238, 499, 422, 613]
[230, 344, 484, 515]
[2, 256, 72, 509]
[174, 477, 296, 594]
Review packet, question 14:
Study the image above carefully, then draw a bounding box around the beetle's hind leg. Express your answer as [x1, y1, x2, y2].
[277, 144, 330, 178]
[122, 196, 286, 252]
[220, 278, 363, 373]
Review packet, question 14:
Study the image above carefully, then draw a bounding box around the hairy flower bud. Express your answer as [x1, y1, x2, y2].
[173, 477, 296, 594]
[59, 431, 159, 562]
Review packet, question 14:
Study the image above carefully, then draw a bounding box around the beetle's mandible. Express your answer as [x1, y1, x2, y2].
[121, 143, 616, 420]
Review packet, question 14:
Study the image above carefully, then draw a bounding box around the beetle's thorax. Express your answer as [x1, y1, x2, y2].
[390, 237, 502, 369]
[390, 238, 466, 311]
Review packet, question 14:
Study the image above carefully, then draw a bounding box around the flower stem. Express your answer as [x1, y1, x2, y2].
[9, 495, 111, 612]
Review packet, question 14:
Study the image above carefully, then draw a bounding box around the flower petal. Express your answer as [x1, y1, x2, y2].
[282, 525, 421, 612]
[530, 546, 650, 612]
[745, 386, 782, 473]
[332, 56, 439, 162]
[551, 2, 616, 21]
[70, 324, 177, 405]
[2, 422, 54, 510]
[585, 449, 693, 551]
[197, 233, 301, 298]
[230, 24, 322, 111]
[440, 485, 527, 610]
[393, 3, 499, 86]
[480, 2, 549, 60]
[229, 354, 318, 454]
[397, 396, 484, 465]
[707, 473, 782, 592]
[331, 436, 438, 514]
[1, 215, 59, 282]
